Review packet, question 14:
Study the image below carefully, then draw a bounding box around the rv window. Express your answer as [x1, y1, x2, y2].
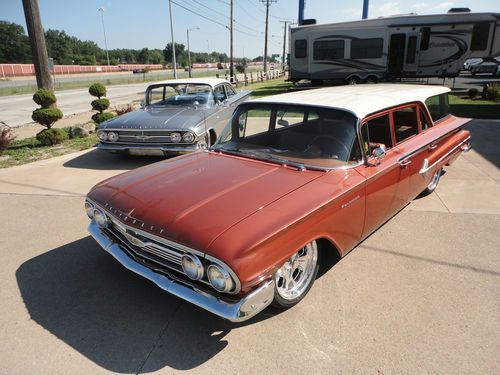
[295, 39, 307, 58]
[313, 40, 345, 60]
[425, 94, 450, 123]
[393, 106, 418, 143]
[406, 36, 417, 64]
[471, 22, 490, 51]
[420, 27, 431, 50]
[351, 38, 383, 59]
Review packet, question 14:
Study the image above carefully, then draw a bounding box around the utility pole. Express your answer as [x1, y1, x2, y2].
[280, 21, 287, 67]
[362, 0, 369, 19]
[187, 27, 199, 78]
[98, 7, 110, 66]
[260, 0, 276, 73]
[168, 0, 177, 79]
[230, 0, 234, 81]
[22, 0, 53, 91]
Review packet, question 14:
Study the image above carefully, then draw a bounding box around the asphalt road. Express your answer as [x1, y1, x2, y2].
[0, 82, 147, 127]
[0, 120, 498, 374]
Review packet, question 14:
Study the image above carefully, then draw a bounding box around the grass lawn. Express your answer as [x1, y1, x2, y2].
[449, 95, 500, 119]
[0, 133, 97, 168]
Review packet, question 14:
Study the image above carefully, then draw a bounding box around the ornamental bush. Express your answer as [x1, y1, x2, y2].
[92, 112, 115, 124]
[33, 89, 57, 107]
[467, 88, 478, 99]
[91, 98, 110, 112]
[89, 83, 106, 99]
[36, 128, 68, 146]
[0, 125, 16, 154]
[32, 107, 63, 129]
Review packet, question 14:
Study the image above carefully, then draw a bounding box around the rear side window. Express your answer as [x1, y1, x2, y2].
[393, 106, 418, 143]
[425, 94, 450, 123]
[313, 40, 345, 60]
[295, 39, 307, 58]
[471, 22, 490, 51]
[351, 38, 383, 59]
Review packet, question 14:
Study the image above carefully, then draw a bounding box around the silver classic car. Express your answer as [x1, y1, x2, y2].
[97, 78, 250, 155]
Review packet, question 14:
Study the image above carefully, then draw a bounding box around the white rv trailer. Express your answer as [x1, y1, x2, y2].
[289, 12, 500, 84]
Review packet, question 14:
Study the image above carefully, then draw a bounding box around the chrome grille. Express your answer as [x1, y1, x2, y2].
[115, 130, 174, 144]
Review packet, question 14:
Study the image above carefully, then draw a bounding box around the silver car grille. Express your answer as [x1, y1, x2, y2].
[114, 130, 175, 144]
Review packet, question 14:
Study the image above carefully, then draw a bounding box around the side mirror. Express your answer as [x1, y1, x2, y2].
[371, 145, 386, 165]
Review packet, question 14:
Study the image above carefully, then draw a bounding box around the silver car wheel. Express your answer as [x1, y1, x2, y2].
[275, 241, 318, 301]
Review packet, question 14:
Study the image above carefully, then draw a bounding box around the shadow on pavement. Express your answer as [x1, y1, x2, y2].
[16, 237, 278, 373]
[464, 119, 500, 168]
[63, 149, 165, 171]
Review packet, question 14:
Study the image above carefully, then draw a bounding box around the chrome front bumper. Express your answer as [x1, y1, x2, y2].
[88, 221, 275, 322]
[98, 142, 203, 155]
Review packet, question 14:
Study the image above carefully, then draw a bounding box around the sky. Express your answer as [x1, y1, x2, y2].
[1, 0, 498, 59]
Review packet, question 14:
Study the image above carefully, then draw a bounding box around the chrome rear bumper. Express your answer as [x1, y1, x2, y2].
[88, 221, 274, 322]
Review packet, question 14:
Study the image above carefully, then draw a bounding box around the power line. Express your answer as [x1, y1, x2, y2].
[188, 0, 230, 20]
[170, 0, 228, 29]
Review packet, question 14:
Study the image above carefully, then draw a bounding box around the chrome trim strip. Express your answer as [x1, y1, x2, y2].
[88, 221, 274, 322]
[98, 143, 202, 153]
[419, 137, 471, 175]
[398, 128, 462, 163]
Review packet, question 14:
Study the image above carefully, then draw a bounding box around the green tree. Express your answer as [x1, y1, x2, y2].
[137, 48, 151, 63]
[163, 43, 186, 66]
[0, 21, 31, 63]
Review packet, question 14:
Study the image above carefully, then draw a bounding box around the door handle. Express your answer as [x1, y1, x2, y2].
[428, 143, 438, 150]
[398, 159, 412, 168]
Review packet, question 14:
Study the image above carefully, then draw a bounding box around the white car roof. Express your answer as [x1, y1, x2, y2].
[150, 78, 229, 88]
[250, 84, 450, 119]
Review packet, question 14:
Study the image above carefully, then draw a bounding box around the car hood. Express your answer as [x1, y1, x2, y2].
[88, 152, 322, 252]
[100, 106, 208, 130]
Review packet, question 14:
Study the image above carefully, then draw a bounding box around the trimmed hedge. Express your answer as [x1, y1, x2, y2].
[89, 83, 106, 99]
[92, 112, 115, 124]
[33, 89, 57, 107]
[32, 108, 63, 128]
[91, 98, 110, 112]
[36, 128, 68, 146]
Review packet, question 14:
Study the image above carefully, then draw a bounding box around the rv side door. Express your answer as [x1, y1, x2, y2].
[403, 32, 421, 73]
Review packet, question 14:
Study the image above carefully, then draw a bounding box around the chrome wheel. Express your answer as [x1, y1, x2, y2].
[274, 241, 318, 302]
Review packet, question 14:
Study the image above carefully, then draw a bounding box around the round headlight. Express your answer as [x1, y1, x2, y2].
[170, 132, 182, 143]
[181, 254, 204, 280]
[207, 264, 234, 293]
[182, 132, 195, 143]
[93, 209, 110, 228]
[97, 131, 108, 141]
[108, 131, 119, 142]
[84, 201, 94, 219]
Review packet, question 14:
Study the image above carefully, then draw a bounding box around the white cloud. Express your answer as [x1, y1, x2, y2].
[433, 1, 455, 10]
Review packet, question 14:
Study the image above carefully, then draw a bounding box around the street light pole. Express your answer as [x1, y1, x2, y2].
[168, 0, 177, 79]
[98, 7, 110, 67]
[187, 27, 199, 78]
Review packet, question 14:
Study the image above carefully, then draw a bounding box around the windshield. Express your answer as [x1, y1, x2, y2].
[213, 103, 361, 169]
[145, 83, 214, 107]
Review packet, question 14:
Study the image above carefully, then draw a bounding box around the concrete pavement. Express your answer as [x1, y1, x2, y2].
[0, 120, 498, 374]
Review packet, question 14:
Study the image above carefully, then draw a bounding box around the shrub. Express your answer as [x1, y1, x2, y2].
[32, 108, 63, 129]
[467, 88, 478, 99]
[89, 83, 106, 99]
[91, 98, 110, 112]
[235, 64, 245, 74]
[0, 126, 16, 154]
[487, 84, 500, 101]
[33, 89, 57, 107]
[36, 128, 68, 146]
[92, 112, 115, 124]
[69, 126, 90, 138]
[114, 104, 135, 116]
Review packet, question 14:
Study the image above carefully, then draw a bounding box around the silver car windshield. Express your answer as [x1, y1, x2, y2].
[146, 83, 214, 108]
[213, 104, 361, 169]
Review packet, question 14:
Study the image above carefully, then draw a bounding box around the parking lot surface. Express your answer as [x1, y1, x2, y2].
[0, 120, 498, 374]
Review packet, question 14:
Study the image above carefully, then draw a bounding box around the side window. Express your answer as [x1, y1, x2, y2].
[295, 39, 307, 58]
[471, 22, 490, 51]
[238, 108, 271, 138]
[313, 40, 345, 60]
[393, 106, 418, 143]
[406, 36, 417, 64]
[419, 109, 430, 130]
[420, 27, 431, 50]
[214, 85, 226, 103]
[425, 94, 450, 123]
[351, 38, 383, 59]
[225, 84, 236, 97]
[363, 114, 392, 155]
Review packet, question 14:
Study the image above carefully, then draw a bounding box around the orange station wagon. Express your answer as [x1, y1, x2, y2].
[85, 84, 471, 322]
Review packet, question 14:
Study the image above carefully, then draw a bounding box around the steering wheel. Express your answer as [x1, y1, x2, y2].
[306, 135, 350, 159]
